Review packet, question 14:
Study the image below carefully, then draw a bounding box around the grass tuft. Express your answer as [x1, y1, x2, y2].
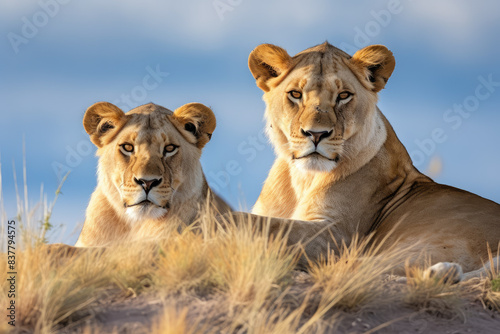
[403, 264, 465, 319]
[209, 216, 298, 306]
[478, 248, 500, 311]
[153, 305, 199, 334]
[307, 235, 408, 313]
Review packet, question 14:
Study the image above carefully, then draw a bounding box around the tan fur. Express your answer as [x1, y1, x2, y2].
[76, 102, 230, 247]
[247, 42, 500, 280]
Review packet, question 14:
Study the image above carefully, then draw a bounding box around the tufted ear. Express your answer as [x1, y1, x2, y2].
[248, 43, 292, 92]
[351, 45, 395, 92]
[173, 103, 216, 149]
[83, 102, 126, 148]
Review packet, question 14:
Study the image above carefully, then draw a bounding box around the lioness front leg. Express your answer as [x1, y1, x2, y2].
[42, 243, 83, 257]
[227, 212, 347, 268]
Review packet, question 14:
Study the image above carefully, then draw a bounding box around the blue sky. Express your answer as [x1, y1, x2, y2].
[1, 0, 499, 244]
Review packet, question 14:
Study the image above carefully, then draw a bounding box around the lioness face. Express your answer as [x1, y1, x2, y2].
[249, 43, 395, 172]
[83, 102, 216, 223]
[102, 111, 198, 222]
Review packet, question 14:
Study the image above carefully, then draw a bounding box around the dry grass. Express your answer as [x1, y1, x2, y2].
[478, 249, 500, 311]
[403, 263, 465, 319]
[152, 305, 199, 334]
[208, 217, 297, 306]
[153, 231, 212, 293]
[0, 239, 161, 332]
[1, 166, 499, 333]
[480, 277, 500, 312]
[307, 235, 408, 312]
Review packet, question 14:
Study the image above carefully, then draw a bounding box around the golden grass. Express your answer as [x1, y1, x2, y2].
[152, 305, 200, 334]
[208, 217, 297, 306]
[307, 235, 407, 312]
[153, 231, 212, 293]
[403, 264, 465, 319]
[0, 241, 160, 333]
[480, 278, 500, 312]
[478, 249, 500, 311]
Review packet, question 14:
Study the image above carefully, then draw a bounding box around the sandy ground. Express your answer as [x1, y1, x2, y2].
[49, 272, 500, 334]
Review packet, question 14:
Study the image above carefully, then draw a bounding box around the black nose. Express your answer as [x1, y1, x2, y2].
[134, 177, 162, 194]
[300, 129, 332, 146]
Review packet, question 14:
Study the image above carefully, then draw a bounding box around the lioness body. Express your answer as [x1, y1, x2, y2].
[76, 102, 230, 247]
[255, 110, 500, 273]
[247, 42, 500, 277]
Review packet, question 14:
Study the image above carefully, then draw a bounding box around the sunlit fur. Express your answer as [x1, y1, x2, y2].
[75, 102, 230, 247]
[248, 42, 500, 281]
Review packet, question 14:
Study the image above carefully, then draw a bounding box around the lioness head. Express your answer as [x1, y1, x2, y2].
[83, 102, 215, 223]
[249, 42, 395, 173]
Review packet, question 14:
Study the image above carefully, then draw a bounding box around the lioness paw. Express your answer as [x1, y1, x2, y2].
[424, 262, 463, 284]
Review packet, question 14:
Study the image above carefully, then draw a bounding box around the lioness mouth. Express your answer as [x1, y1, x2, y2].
[125, 200, 171, 211]
[294, 152, 340, 163]
[125, 200, 154, 208]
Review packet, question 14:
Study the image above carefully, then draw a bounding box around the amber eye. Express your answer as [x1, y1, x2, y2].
[120, 143, 134, 153]
[164, 144, 179, 156]
[337, 91, 352, 100]
[288, 90, 302, 100]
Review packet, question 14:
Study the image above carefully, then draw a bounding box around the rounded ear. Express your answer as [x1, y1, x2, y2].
[350, 45, 395, 92]
[173, 103, 216, 149]
[83, 102, 126, 147]
[248, 43, 291, 92]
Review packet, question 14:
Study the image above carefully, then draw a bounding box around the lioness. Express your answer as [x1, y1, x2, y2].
[75, 102, 230, 247]
[244, 42, 500, 281]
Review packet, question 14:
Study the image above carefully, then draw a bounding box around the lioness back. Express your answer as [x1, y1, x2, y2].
[76, 102, 230, 247]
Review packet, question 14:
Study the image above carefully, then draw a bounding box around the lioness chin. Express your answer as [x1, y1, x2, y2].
[243, 41, 500, 282]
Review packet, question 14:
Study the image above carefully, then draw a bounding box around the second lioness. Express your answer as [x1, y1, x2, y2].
[76, 102, 230, 247]
[244, 42, 500, 281]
